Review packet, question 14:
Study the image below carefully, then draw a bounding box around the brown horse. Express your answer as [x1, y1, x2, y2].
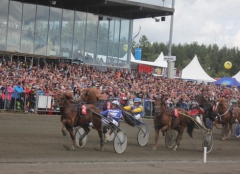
[77, 88, 108, 110]
[54, 92, 104, 151]
[152, 97, 195, 151]
[213, 98, 240, 140]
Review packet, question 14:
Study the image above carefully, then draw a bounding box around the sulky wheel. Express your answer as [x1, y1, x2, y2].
[137, 126, 149, 146]
[165, 129, 177, 148]
[75, 127, 88, 148]
[113, 131, 127, 154]
[234, 123, 240, 138]
[202, 133, 213, 153]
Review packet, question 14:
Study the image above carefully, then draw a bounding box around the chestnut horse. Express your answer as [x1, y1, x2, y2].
[54, 92, 104, 151]
[152, 97, 195, 151]
[77, 88, 107, 110]
[213, 98, 240, 140]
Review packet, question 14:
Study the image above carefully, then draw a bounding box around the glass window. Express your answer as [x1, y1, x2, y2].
[62, 9, 74, 36]
[0, 0, 8, 27]
[7, 29, 21, 52]
[20, 30, 34, 54]
[118, 43, 129, 68]
[36, 5, 49, 34]
[60, 35, 73, 58]
[0, 28, 7, 50]
[120, 19, 130, 43]
[34, 32, 47, 55]
[107, 42, 119, 66]
[85, 39, 96, 64]
[86, 13, 98, 39]
[47, 34, 60, 56]
[49, 7, 62, 36]
[8, 1, 22, 29]
[109, 19, 114, 41]
[74, 11, 86, 39]
[98, 16, 109, 41]
[97, 40, 108, 65]
[73, 38, 84, 62]
[22, 3, 36, 31]
[113, 19, 120, 42]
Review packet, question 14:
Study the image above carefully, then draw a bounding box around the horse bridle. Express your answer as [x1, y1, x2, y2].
[214, 101, 231, 122]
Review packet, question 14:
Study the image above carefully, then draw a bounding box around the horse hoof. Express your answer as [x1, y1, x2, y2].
[94, 147, 104, 151]
[63, 145, 76, 151]
[221, 138, 226, 141]
[151, 147, 157, 151]
[62, 131, 67, 136]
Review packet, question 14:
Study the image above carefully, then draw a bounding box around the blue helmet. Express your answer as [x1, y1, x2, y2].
[134, 98, 141, 103]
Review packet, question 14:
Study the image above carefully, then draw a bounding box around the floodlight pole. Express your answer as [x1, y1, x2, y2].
[167, 0, 175, 79]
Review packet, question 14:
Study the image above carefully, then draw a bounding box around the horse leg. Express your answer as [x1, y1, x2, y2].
[78, 127, 90, 147]
[173, 124, 185, 151]
[61, 119, 68, 136]
[213, 119, 221, 129]
[63, 126, 78, 151]
[93, 122, 104, 151]
[222, 123, 228, 141]
[152, 127, 160, 150]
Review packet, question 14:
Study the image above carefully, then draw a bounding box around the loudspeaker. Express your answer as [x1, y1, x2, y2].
[161, 17, 165, 21]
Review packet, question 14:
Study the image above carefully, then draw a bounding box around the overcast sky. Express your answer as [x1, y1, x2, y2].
[130, 0, 240, 48]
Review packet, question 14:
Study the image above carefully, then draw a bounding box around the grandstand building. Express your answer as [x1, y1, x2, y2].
[0, 0, 174, 69]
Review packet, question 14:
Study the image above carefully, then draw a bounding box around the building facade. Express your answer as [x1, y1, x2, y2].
[0, 0, 174, 69]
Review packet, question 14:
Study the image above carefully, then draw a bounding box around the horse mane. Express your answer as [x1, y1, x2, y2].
[83, 88, 106, 101]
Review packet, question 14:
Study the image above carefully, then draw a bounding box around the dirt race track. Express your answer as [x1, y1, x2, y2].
[0, 114, 239, 174]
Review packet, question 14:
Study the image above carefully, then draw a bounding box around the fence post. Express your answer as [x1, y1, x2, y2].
[35, 92, 39, 114]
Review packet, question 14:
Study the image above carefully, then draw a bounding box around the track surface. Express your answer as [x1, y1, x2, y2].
[0, 114, 239, 174]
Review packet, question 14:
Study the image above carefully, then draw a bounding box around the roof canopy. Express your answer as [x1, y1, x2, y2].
[17, 0, 174, 20]
[213, 76, 240, 87]
[181, 55, 216, 82]
[131, 52, 167, 68]
[154, 52, 167, 68]
[232, 71, 240, 82]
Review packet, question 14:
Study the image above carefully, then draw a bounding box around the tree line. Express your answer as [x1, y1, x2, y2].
[132, 35, 240, 78]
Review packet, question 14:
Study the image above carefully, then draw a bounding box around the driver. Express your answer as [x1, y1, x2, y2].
[188, 101, 204, 125]
[124, 98, 143, 120]
[90, 100, 122, 142]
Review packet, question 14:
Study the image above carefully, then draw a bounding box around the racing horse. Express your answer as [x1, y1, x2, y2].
[54, 91, 104, 151]
[195, 94, 220, 129]
[77, 88, 107, 110]
[152, 97, 195, 151]
[213, 98, 240, 140]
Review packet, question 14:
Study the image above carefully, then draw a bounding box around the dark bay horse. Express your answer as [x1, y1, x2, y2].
[54, 92, 104, 151]
[152, 98, 195, 151]
[214, 98, 240, 140]
[195, 94, 220, 129]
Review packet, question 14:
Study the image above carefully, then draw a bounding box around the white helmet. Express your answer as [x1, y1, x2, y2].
[112, 100, 120, 106]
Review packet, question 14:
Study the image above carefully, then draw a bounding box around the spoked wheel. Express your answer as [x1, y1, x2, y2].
[75, 127, 88, 148]
[202, 133, 213, 153]
[105, 129, 115, 142]
[113, 131, 127, 154]
[234, 123, 240, 138]
[137, 126, 149, 146]
[165, 129, 177, 148]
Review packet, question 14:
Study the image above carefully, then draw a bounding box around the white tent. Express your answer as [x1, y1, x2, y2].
[131, 52, 167, 68]
[154, 52, 168, 68]
[181, 55, 216, 82]
[232, 71, 240, 82]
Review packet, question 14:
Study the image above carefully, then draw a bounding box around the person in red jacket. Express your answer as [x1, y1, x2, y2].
[188, 101, 204, 125]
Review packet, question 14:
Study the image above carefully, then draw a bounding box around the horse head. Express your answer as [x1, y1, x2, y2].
[214, 98, 228, 115]
[154, 97, 167, 116]
[78, 88, 101, 104]
[54, 92, 67, 108]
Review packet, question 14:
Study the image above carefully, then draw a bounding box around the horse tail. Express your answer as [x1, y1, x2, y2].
[187, 119, 195, 138]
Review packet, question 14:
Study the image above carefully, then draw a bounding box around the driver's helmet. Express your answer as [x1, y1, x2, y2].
[231, 99, 238, 105]
[112, 100, 120, 106]
[134, 98, 141, 103]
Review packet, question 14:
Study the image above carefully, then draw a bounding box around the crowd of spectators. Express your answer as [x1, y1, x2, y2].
[0, 59, 239, 114]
